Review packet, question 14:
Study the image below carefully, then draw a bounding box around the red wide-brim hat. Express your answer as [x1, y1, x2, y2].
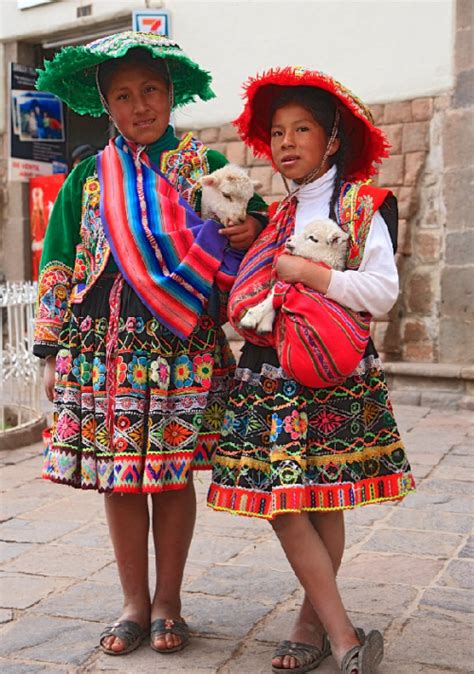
[233, 66, 390, 181]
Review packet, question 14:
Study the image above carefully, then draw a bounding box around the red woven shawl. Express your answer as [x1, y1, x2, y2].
[228, 182, 391, 387]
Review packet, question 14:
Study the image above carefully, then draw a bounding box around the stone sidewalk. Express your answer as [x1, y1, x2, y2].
[0, 403, 473, 673]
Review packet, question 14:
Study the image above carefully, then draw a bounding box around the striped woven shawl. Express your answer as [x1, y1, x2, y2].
[228, 183, 393, 388]
[97, 136, 241, 339]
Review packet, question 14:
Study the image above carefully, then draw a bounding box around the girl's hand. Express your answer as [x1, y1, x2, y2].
[44, 356, 56, 402]
[276, 254, 332, 294]
[219, 215, 262, 250]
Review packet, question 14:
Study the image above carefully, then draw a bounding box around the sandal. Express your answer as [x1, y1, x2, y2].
[99, 619, 148, 656]
[150, 617, 190, 654]
[340, 629, 384, 673]
[271, 634, 331, 673]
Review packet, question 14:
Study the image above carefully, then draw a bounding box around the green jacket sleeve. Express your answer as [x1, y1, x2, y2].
[33, 157, 96, 357]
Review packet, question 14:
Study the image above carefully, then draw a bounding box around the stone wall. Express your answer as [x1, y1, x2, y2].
[439, 0, 474, 365]
[0, 132, 6, 282]
[180, 86, 471, 366]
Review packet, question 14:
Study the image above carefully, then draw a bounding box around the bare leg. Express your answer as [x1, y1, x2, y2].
[102, 493, 151, 653]
[150, 474, 196, 651]
[271, 513, 360, 671]
[273, 511, 346, 669]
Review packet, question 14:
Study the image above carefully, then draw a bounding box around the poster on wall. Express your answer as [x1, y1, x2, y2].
[9, 63, 68, 182]
[29, 174, 65, 280]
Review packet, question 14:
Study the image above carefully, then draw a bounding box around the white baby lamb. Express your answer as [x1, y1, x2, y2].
[200, 164, 261, 226]
[239, 218, 349, 334]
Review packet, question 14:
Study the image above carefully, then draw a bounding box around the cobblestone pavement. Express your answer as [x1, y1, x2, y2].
[0, 403, 473, 673]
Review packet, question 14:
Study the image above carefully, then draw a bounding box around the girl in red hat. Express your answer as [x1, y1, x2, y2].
[207, 67, 415, 674]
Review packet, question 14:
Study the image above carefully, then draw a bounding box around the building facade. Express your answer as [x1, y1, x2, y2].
[1, 0, 472, 403]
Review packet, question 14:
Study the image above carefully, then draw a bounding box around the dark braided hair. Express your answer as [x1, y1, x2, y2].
[270, 87, 348, 221]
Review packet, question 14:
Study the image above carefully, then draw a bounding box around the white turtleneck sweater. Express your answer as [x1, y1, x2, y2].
[292, 165, 399, 318]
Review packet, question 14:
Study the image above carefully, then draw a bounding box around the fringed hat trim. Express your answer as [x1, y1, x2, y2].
[36, 31, 215, 117]
[233, 66, 390, 181]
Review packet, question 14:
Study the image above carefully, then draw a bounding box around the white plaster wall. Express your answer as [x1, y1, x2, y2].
[170, 0, 455, 127]
[0, 0, 455, 128]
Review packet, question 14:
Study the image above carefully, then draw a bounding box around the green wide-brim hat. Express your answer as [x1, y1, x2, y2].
[36, 31, 215, 116]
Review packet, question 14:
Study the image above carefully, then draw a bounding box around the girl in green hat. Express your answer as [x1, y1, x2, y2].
[33, 31, 267, 656]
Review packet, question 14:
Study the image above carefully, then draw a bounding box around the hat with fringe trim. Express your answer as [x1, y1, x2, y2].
[233, 66, 390, 181]
[36, 31, 215, 117]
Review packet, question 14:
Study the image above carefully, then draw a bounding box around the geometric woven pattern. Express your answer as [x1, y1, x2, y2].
[207, 360, 415, 518]
[42, 279, 235, 493]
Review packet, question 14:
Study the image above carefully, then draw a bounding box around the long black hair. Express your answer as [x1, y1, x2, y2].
[270, 87, 348, 220]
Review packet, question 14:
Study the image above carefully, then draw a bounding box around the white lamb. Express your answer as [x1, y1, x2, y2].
[200, 164, 261, 226]
[239, 218, 349, 334]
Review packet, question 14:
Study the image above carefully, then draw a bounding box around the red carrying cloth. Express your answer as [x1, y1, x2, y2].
[273, 280, 371, 388]
[229, 182, 392, 388]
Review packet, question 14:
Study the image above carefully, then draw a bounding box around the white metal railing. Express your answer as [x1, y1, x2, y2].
[0, 281, 42, 435]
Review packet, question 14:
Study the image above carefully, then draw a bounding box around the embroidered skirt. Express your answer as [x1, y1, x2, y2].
[43, 274, 235, 493]
[207, 344, 415, 519]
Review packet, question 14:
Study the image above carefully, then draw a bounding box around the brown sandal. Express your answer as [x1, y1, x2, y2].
[150, 617, 190, 654]
[99, 620, 148, 656]
[340, 630, 383, 673]
[272, 634, 331, 673]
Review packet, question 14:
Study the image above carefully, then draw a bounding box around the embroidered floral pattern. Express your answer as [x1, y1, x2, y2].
[221, 409, 235, 435]
[313, 410, 348, 436]
[163, 420, 194, 447]
[338, 183, 376, 269]
[34, 261, 73, 346]
[203, 401, 226, 432]
[173, 355, 193, 388]
[128, 355, 148, 390]
[92, 356, 106, 390]
[116, 356, 128, 385]
[283, 410, 308, 440]
[270, 413, 283, 442]
[70, 175, 110, 300]
[193, 354, 213, 388]
[72, 353, 91, 385]
[160, 134, 210, 210]
[208, 365, 415, 518]
[149, 356, 170, 387]
[56, 349, 72, 378]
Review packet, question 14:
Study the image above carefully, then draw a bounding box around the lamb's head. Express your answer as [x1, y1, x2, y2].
[285, 218, 349, 271]
[200, 164, 261, 226]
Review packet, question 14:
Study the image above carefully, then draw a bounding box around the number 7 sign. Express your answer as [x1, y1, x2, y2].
[132, 10, 171, 36]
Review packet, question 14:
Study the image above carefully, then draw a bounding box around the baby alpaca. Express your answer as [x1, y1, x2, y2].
[240, 218, 349, 333]
[200, 164, 260, 226]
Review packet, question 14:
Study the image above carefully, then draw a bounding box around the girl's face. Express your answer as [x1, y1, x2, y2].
[105, 62, 171, 145]
[270, 103, 339, 183]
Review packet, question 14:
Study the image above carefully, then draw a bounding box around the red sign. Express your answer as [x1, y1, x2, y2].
[132, 10, 170, 36]
[29, 173, 65, 280]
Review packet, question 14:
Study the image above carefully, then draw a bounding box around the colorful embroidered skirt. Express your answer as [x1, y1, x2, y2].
[43, 275, 235, 493]
[207, 344, 415, 519]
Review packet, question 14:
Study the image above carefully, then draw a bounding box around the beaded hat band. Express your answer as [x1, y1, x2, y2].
[36, 31, 215, 117]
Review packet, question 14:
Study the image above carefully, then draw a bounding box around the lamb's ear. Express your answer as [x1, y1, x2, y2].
[200, 175, 218, 187]
[327, 230, 349, 246]
[251, 180, 262, 190]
